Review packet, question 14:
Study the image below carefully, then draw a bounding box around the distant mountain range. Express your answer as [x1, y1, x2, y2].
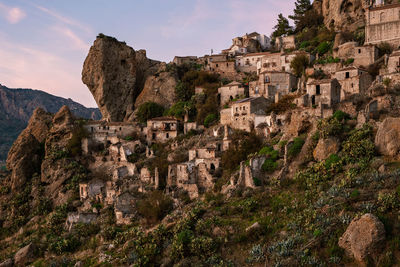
[0, 84, 101, 161]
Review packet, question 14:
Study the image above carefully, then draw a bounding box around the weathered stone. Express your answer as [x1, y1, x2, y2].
[0, 259, 13, 267]
[135, 63, 177, 108]
[6, 131, 41, 190]
[375, 117, 400, 157]
[14, 243, 36, 266]
[82, 35, 159, 122]
[246, 222, 261, 233]
[313, 137, 341, 161]
[339, 214, 385, 263]
[6, 107, 53, 190]
[314, 0, 369, 31]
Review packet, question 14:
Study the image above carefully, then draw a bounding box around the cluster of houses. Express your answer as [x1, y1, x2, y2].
[67, 1, 400, 227]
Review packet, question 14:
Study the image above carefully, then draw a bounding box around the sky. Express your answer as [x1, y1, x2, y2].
[0, 0, 295, 107]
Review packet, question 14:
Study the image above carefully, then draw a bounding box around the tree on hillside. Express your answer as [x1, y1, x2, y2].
[271, 14, 293, 39]
[289, 0, 323, 33]
[290, 54, 309, 77]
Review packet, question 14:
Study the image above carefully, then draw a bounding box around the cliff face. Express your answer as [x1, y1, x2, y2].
[313, 0, 370, 31]
[135, 63, 178, 108]
[0, 84, 101, 161]
[82, 35, 160, 122]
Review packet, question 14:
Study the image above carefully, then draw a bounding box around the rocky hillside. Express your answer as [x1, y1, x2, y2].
[0, 84, 101, 161]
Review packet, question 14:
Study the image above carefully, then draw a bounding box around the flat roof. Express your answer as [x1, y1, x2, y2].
[308, 79, 334, 85]
[148, 116, 178, 122]
[370, 3, 400, 11]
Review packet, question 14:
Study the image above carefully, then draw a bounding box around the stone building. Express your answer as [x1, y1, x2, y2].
[387, 50, 400, 73]
[250, 71, 297, 99]
[218, 81, 245, 106]
[306, 79, 341, 108]
[275, 35, 296, 51]
[173, 56, 198, 65]
[365, 3, 400, 49]
[84, 121, 141, 142]
[208, 59, 237, 78]
[221, 97, 271, 132]
[334, 66, 373, 100]
[336, 42, 379, 67]
[114, 192, 136, 225]
[235, 52, 271, 73]
[260, 53, 283, 73]
[222, 32, 269, 57]
[79, 179, 105, 202]
[146, 117, 180, 144]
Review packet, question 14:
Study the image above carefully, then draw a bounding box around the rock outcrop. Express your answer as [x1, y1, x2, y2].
[82, 35, 160, 122]
[375, 117, 400, 157]
[339, 213, 385, 263]
[313, 0, 369, 31]
[135, 63, 178, 108]
[313, 137, 340, 161]
[14, 243, 36, 266]
[6, 108, 53, 189]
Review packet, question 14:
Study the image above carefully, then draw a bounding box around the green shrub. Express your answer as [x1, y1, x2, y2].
[332, 110, 350, 122]
[342, 124, 375, 163]
[288, 137, 305, 159]
[136, 102, 165, 123]
[137, 191, 173, 224]
[204, 114, 217, 128]
[324, 154, 341, 169]
[165, 101, 195, 120]
[48, 234, 81, 255]
[259, 146, 279, 173]
[343, 58, 354, 66]
[317, 117, 343, 139]
[316, 41, 331, 55]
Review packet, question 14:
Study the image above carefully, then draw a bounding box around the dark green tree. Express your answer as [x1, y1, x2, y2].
[290, 54, 309, 77]
[289, 0, 312, 28]
[136, 102, 165, 123]
[272, 14, 293, 38]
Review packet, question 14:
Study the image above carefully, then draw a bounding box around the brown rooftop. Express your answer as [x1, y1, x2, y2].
[338, 66, 368, 72]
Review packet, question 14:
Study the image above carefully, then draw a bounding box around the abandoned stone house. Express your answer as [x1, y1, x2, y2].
[336, 42, 379, 67]
[114, 192, 136, 225]
[146, 117, 180, 144]
[84, 122, 139, 141]
[334, 66, 373, 100]
[260, 52, 282, 73]
[306, 79, 341, 108]
[218, 81, 245, 106]
[235, 52, 271, 73]
[173, 56, 198, 65]
[79, 178, 105, 202]
[208, 59, 237, 78]
[387, 50, 400, 73]
[250, 71, 297, 99]
[365, 3, 400, 49]
[275, 35, 296, 51]
[220, 97, 271, 132]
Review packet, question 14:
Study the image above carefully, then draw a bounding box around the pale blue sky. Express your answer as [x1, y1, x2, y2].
[0, 0, 295, 107]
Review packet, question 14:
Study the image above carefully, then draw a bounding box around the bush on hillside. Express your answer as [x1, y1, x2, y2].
[137, 191, 173, 225]
[136, 102, 165, 123]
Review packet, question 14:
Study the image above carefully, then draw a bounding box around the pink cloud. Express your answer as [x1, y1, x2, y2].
[0, 3, 26, 24]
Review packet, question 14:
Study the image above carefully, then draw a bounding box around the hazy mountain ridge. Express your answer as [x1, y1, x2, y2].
[0, 84, 101, 161]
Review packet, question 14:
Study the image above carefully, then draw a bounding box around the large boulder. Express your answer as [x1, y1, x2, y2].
[6, 107, 52, 190]
[14, 243, 36, 266]
[375, 117, 400, 157]
[339, 214, 385, 263]
[82, 35, 159, 122]
[313, 137, 341, 161]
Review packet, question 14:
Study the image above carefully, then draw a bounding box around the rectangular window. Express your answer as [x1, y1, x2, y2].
[316, 85, 321, 95]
